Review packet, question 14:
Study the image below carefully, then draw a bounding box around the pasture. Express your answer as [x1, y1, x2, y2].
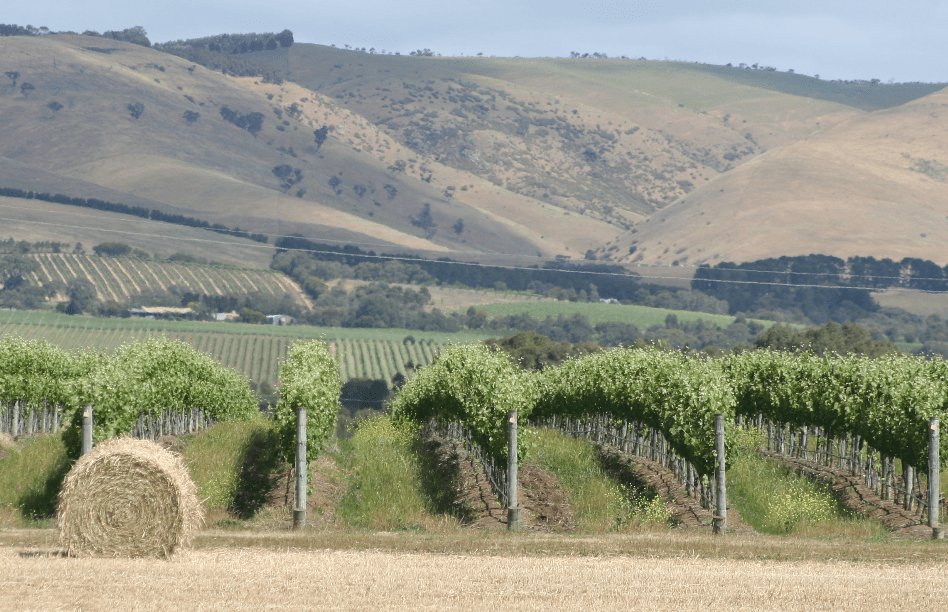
[469, 299, 747, 328]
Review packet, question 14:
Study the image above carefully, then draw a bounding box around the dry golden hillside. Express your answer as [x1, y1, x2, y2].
[249, 45, 866, 230]
[3, 34, 946, 272]
[0, 35, 615, 261]
[601, 87, 948, 267]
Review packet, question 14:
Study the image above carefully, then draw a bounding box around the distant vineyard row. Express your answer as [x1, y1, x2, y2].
[29, 254, 305, 306]
[0, 319, 442, 387]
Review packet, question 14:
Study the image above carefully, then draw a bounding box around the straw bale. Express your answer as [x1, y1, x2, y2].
[0, 433, 15, 451]
[57, 437, 203, 558]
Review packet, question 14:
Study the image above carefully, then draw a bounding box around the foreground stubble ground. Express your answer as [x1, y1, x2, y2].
[3, 529, 948, 611]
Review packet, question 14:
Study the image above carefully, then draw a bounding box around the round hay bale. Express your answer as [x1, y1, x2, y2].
[0, 432, 15, 451]
[58, 436, 203, 558]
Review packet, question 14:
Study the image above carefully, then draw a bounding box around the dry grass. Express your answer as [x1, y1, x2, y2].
[2, 536, 948, 611]
[58, 437, 203, 558]
[0, 196, 276, 268]
[0, 433, 15, 453]
[614, 87, 948, 268]
[873, 288, 948, 319]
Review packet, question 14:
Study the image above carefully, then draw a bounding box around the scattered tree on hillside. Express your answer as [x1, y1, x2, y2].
[313, 125, 329, 150]
[275, 29, 294, 47]
[452, 218, 464, 236]
[102, 26, 150, 47]
[57, 278, 98, 315]
[183, 110, 200, 124]
[220, 106, 264, 135]
[47, 100, 63, 112]
[127, 102, 144, 119]
[93, 242, 132, 257]
[410, 203, 437, 238]
[19, 82, 34, 97]
[754, 321, 896, 357]
[302, 276, 327, 299]
[272, 165, 303, 192]
[0, 24, 46, 37]
[238, 307, 267, 324]
[485, 330, 600, 371]
[4, 71, 18, 86]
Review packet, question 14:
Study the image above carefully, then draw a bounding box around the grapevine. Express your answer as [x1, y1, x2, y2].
[274, 340, 340, 463]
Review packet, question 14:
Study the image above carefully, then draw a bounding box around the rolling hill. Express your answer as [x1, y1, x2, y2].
[0, 34, 616, 261]
[600, 86, 948, 267]
[1, 32, 946, 283]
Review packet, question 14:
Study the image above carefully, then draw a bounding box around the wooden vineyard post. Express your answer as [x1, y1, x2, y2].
[81, 405, 93, 456]
[904, 464, 914, 511]
[507, 410, 520, 531]
[293, 406, 307, 530]
[930, 417, 943, 539]
[713, 413, 727, 535]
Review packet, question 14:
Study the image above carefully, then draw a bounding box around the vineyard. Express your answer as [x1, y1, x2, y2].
[0, 310, 449, 387]
[28, 254, 306, 306]
[391, 344, 948, 535]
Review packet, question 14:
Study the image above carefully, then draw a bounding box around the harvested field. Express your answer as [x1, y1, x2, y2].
[2, 540, 948, 611]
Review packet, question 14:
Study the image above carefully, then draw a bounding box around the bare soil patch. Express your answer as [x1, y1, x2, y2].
[597, 446, 756, 535]
[763, 451, 936, 540]
[421, 434, 576, 532]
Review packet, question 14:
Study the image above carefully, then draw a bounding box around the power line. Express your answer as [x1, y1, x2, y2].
[7, 201, 948, 282]
[4, 206, 948, 293]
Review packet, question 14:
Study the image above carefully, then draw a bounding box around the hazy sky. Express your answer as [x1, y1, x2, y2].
[8, 1, 947, 83]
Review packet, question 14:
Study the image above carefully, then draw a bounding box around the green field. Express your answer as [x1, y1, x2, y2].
[0, 310, 496, 387]
[471, 300, 756, 329]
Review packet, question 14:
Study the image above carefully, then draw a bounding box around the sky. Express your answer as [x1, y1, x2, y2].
[6, 1, 947, 83]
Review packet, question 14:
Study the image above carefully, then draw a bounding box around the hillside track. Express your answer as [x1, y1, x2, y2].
[762, 451, 936, 540]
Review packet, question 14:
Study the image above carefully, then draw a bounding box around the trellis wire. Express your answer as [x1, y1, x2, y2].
[425, 417, 509, 509]
[0, 401, 61, 437]
[538, 413, 717, 511]
[0, 401, 215, 439]
[749, 414, 946, 519]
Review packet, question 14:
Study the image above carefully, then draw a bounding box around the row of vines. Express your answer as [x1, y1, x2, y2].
[0, 336, 339, 464]
[29, 253, 300, 304]
[0, 318, 444, 387]
[390, 345, 948, 515]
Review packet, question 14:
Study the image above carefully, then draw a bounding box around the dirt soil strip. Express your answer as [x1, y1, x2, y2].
[597, 445, 756, 535]
[273, 272, 313, 309]
[428, 434, 577, 532]
[762, 451, 935, 540]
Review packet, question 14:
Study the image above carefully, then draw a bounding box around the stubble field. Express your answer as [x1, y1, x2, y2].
[3, 530, 948, 611]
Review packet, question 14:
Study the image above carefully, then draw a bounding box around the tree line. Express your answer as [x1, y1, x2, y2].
[693, 253, 948, 324]
[0, 187, 268, 243]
